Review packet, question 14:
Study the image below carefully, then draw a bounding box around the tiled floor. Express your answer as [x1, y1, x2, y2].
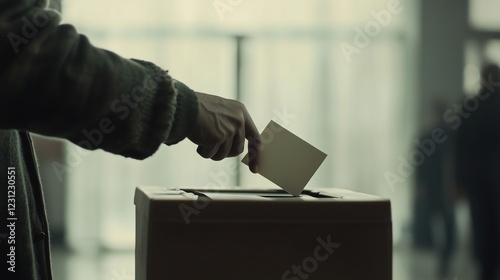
[51, 200, 478, 279]
[51, 242, 479, 280]
[392, 243, 478, 280]
[52, 247, 135, 280]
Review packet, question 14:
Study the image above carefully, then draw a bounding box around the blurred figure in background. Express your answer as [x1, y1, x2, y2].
[456, 64, 500, 280]
[413, 100, 457, 278]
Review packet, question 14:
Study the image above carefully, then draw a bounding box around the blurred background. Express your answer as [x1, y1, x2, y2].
[33, 0, 500, 279]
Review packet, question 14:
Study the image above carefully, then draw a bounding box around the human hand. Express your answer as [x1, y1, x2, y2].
[188, 92, 260, 173]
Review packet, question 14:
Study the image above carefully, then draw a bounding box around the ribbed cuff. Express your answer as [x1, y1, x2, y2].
[165, 80, 198, 145]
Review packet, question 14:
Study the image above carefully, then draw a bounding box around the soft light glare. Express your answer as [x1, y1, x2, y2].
[469, 0, 500, 30]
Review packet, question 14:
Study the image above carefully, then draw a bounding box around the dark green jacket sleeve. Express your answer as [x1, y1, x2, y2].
[0, 0, 198, 159]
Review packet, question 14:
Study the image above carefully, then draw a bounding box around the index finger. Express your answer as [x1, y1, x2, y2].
[244, 112, 261, 174]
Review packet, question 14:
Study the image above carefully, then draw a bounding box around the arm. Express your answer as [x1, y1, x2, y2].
[0, 1, 195, 159]
[0, 0, 259, 170]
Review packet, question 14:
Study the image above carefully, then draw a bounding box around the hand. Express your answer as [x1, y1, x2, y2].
[188, 92, 260, 173]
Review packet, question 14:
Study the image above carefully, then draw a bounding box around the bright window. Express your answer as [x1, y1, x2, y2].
[464, 0, 500, 95]
[469, 0, 500, 31]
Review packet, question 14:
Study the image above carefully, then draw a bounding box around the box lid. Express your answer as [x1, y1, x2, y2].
[134, 186, 391, 224]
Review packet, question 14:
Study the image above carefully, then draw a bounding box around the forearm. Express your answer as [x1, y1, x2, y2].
[0, 1, 198, 159]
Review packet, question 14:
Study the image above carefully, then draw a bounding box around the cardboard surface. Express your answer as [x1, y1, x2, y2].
[134, 187, 393, 280]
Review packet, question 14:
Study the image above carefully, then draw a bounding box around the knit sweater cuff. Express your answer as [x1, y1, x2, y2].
[165, 80, 199, 145]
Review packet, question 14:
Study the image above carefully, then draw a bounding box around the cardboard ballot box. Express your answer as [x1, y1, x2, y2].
[134, 186, 392, 280]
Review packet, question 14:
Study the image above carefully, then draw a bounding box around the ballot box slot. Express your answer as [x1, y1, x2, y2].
[259, 193, 296, 198]
[303, 190, 340, 198]
[181, 189, 340, 199]
[188, 190, 209, 198]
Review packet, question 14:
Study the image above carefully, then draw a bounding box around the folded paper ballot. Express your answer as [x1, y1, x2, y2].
[242, 120, 327, 196]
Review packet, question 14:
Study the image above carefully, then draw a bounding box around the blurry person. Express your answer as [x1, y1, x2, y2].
[0, 1, 260, 280]
[456, 64, 500, 280]
[413, 100, 457, 278]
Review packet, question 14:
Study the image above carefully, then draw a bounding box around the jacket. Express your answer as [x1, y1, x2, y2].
[0, 0, 199, 279]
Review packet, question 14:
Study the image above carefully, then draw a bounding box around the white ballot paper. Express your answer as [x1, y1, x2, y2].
[242, 120, 327, 196]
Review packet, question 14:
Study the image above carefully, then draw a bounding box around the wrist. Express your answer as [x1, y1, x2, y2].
[165, 80, 199, 145]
